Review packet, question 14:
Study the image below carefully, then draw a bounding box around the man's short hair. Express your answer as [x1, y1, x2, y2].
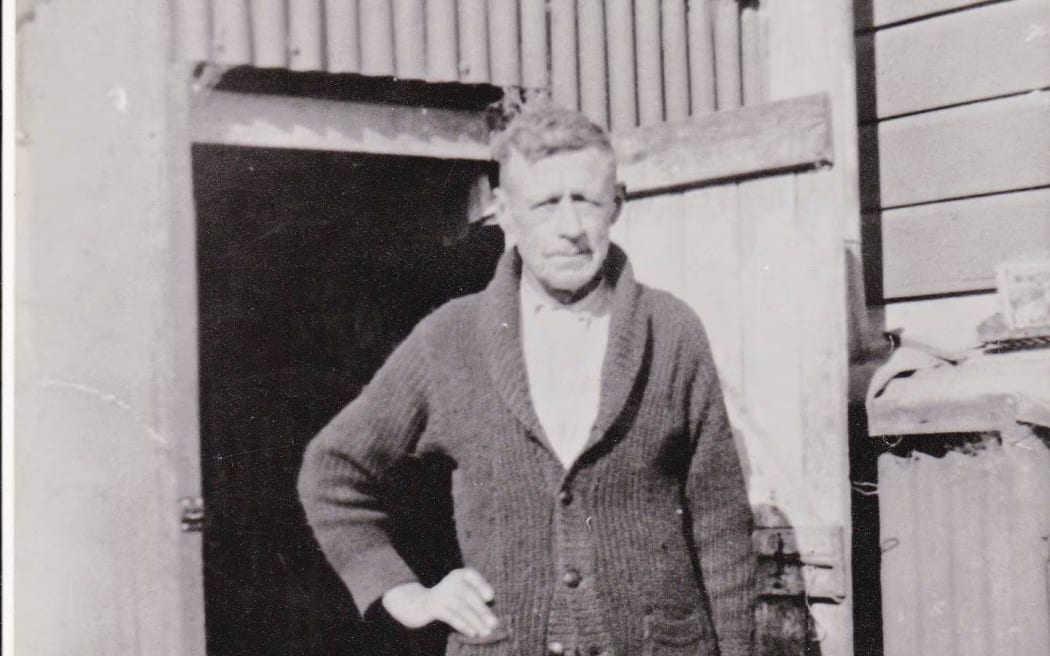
[490, 102, 614, 165]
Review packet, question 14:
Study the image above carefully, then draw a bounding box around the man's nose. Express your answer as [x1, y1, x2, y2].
[555, 195, 584, 236]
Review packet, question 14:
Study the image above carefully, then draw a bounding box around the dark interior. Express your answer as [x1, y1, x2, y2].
[194, 144, 502, 656]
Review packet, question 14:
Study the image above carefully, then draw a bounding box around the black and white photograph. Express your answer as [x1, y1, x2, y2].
[7, 1, 1050, 655]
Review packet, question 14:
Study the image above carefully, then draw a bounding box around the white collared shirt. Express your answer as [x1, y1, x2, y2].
[520, 277, 611, 469]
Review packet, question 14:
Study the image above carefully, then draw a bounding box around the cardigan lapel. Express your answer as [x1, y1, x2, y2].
[477, 249, 549, 445]
[584, 245, 649, 452]
[478, 245, 650, 459]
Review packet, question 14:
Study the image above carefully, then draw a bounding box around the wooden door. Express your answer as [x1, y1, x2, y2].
[609, 94, 851, 655]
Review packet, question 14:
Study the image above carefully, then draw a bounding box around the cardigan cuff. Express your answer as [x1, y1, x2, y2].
[341, 546, 420, 614]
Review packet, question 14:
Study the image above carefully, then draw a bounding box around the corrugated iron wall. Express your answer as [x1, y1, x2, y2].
[878, 434, 1050, 656]
[172, 0, 765, 129]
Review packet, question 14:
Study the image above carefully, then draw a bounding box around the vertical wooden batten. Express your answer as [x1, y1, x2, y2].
[635, 0, 664, 125]
[712, 0, 742, 109]
[457, 0, 490, 83]
[173, 0, 213, 62]
[425, 0, 458, 81]
[520, 0, 549, 89]
[288, 0, 324, 71]
[359, 1, 394, 76]
[740, 2, 767, 105]
[488, 0, 521, 87]
[211, 0, 252, 64]
[578, 0, 609, 127]
[687, 0, 717, 114]
[393, 0, 426, 79]
[250, 0, 288, 68]
[324, 0, 361, 73]
[662, 0, 691, 121]
[606, 0, 638, 130]
[550, 0, 579, 110]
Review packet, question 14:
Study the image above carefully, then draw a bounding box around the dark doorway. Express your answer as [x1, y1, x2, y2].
[193, 145, 502, 656]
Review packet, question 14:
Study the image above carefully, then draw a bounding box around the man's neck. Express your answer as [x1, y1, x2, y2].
[522, 269, 605, 307]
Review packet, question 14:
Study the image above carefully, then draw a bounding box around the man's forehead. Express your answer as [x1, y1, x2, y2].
[502, 146, 616, 183]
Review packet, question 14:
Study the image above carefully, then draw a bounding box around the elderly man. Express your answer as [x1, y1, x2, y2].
[298, 103, 755, 656]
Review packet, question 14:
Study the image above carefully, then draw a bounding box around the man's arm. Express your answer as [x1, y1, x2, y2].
[683, 326, 756, 656]
[297, 327, 499, 637]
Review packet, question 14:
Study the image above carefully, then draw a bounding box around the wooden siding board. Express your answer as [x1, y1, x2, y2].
[393, 0, 427, 80]
[687, 0, 717, 114]
[713, 0, 742, 109]
[359, 1, 395, 76]
[877, 188, 1050, 299]
[856, 0, 998, 30]
[324, 0, 361, 73]
[550, 0, 579, 109]
[607, 0, 638, 130]
[662, 0, 691, 121]
[487, 0, 521, 86]
[457, 0, 490, 83]
[877, 92, 1050, 207]
[519, 0, 548, 88]
[579, 0, 609, 127]
[173, 0, 212, 62]
[288, 0, 324, 71]
[190, 91, 491, 160]
[425, 0, 459, 81]
[635, 0, 664, 125]
[211, 0, 252, 64]
[871, 0, 1050, 118]
[614, 93, 832, 196]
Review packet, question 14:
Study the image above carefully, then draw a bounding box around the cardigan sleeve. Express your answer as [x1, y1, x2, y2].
[297, 328, 431, 614]
[683, 326, 756, 656]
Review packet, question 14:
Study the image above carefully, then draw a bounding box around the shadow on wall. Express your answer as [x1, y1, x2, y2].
[752, 504, 826, 656]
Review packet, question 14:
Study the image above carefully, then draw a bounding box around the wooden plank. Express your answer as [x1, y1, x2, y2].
[211, 0, 252, 64]
[487, 0, 521, 86]
[190, 91, 491, 160]
[613, 93, 832, 196]
[855, 0, 996, 30]
[635, 0, 664, 124]
[607, 0, 638, 130]
[662, 0, 690, 121]
[324, 0, 361, 73]
[550, 0, 579, 109]
[520, 0, 549, 88]
[876, 189, 1050, 298]
[687, 0, 717, 114]
[578, 0, 609, 127]
[740, 2, 767, 105]
[878, 93, 1050, 207]
[458, 0, 490, 83]
[359, 0, 394, 76]
[712, 0, 742, 109]
[392, 0, 426, 80]
[425, 0, 458, 81]
[870, 0, 1050, 118]
[173, 0, 212, 62]
[249, 0, 287, 68]
[288, 0, 324, 71]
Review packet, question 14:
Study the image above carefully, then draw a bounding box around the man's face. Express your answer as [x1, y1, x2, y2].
[496, 146, 621, 299]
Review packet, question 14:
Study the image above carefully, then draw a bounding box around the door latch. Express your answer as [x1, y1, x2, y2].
[179, 496, 205, 533]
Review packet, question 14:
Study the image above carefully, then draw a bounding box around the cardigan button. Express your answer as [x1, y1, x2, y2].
[558, 489, 573, 505]
[562, 567, 582, 588]
[546, 641, 566, 655]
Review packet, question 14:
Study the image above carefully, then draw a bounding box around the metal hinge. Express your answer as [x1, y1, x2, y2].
[179, 496, 205, 533]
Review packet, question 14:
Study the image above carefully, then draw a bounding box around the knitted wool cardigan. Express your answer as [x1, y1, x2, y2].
[298, 245, 755, 656]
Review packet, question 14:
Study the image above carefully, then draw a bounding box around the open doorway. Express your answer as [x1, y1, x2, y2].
[193, 144, 502, 656]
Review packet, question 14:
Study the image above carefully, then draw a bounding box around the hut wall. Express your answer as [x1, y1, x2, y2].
[855, 0, 1050, 349]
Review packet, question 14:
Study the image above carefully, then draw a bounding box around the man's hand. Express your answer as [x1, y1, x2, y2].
[381, 568, 499, 638]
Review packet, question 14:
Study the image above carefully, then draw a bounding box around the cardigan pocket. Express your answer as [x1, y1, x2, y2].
[447, 621, 513, 656]
[641, 609, 708, 656]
